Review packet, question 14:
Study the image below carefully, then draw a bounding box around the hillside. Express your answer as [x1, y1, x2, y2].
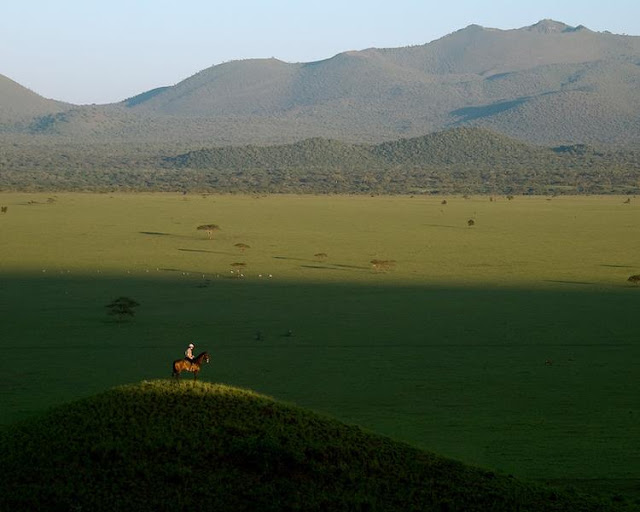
[0, 74, 68, 130]
[2, 20, 640, 145]
[0, 380, 631, 511]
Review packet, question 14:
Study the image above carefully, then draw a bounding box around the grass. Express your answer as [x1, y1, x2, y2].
[1, 192, 639, 504]
[0, 380, 633, 511]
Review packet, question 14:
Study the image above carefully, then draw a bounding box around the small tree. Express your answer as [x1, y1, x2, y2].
[231, 262, 247, 276]
[314, 252, 328, 260]
[106, 297, 140, 321]
[234, 243, 251, 252]
[197, 224, 220, 239]
[1, 206, 7, 213]
[628, 275, 640, 285]
[467, 219, 475, 227]
[370, 259, 396, 272]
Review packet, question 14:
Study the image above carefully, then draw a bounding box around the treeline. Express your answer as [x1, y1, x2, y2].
[1, 128, 639, 194]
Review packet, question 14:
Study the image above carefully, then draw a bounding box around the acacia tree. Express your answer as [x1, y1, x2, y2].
[370, 259, 396, 272]
[230, 262, 247, 277]
[234, 243, 250, 252]
[106, 297, 140, 321]
[197, 224, 220, 239]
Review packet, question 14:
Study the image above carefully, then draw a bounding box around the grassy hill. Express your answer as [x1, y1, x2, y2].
[0, 380, 631, 511]
[3, 20, 640, 145]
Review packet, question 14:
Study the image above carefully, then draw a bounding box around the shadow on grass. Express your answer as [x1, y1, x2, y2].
[422, 223, 468, 230]
[2, 271, 640, 504]
[300, 265, 346, 271]
[273, 255, 310, 262]
[277, 256, 370, 271]
[178, 248, 235, 256]
[543, 280, 596, 285]
[140, 232, 202, 241]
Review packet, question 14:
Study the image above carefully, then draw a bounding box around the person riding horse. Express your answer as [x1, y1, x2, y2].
[173, 345, 210, 380]
[185, 343, 195, 363]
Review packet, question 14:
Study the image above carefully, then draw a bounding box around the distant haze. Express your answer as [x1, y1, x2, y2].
[1, 0, 639, 104]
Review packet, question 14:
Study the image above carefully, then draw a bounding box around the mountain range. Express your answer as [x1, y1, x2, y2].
[2, 19, 640, 146]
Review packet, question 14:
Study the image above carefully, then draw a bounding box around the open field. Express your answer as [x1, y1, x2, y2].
[1, 193, 639, 500]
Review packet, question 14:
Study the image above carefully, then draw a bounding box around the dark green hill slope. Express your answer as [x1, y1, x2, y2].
[0, 381, 629, 512]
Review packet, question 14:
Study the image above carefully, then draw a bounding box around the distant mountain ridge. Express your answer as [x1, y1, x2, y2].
[2, 19, 640, 145]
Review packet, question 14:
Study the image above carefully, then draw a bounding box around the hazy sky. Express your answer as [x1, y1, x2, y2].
[1, 0, 638, 105]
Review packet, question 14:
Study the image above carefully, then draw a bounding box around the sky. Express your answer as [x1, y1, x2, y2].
[1, 0, 639, 105]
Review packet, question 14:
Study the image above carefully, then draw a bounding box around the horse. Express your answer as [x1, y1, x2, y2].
[172, 351, 210, 380]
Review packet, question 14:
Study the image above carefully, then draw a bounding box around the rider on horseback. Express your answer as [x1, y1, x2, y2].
[185, 343, 195, 363]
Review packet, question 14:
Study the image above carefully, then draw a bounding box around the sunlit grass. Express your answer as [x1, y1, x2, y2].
[1, 192, 639, 286]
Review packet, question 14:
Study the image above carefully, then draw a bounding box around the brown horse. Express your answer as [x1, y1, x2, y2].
[172, 351, 210, 380]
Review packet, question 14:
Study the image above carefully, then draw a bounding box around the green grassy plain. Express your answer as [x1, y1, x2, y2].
[1, 193, 639, 501]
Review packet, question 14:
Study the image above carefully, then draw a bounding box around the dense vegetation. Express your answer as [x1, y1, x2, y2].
[0, 380, 632, 511]
[1, 128, 639, 194]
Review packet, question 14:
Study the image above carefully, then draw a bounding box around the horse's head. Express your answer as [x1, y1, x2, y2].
[204, 352, 211, 364]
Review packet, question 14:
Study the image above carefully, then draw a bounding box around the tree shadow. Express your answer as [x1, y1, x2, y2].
[543, 280, 596, 286]
[422, 224, 467, 230]
[300, 265, 343, 271]
[178, 248, 235, 256]
[140, 232, 201, 241]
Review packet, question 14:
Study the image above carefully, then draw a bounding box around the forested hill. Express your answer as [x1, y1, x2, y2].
[2, 127, 639, 194]
[2, 19, 640, 146]
[168, 128, 550, 169]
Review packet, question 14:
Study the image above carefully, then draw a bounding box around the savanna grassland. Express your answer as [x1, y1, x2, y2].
[1, 193, 639, 502]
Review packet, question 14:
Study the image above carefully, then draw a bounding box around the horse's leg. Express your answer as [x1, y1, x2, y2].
[193, 370, 198, 381]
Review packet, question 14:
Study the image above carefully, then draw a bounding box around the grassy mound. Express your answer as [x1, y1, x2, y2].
[0, 381, 627, 511]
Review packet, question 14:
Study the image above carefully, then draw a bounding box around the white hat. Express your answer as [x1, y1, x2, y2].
[188, 343, 195, 348]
